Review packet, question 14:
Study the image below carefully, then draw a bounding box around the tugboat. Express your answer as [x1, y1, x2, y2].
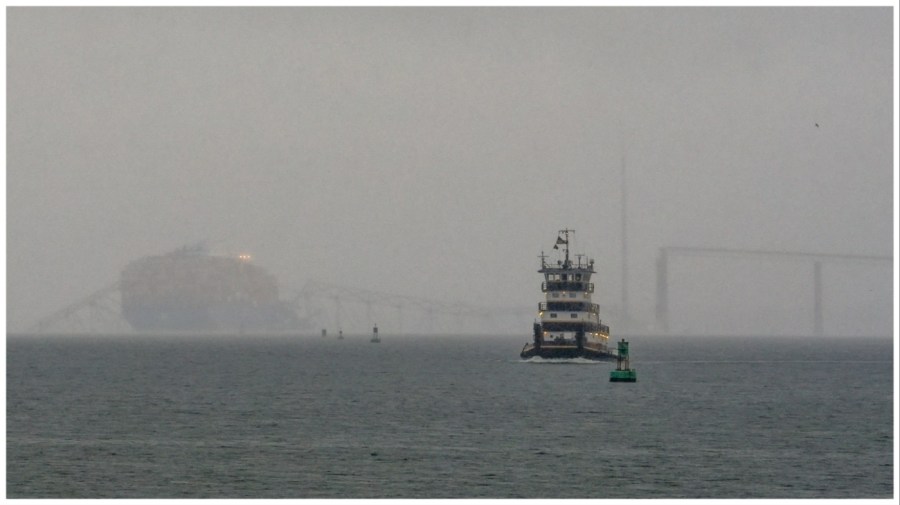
[520, 229, 617, 361]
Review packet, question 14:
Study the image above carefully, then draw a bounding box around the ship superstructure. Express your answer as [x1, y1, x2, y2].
[120, 244, 302, 333]
[520, 229, 616, 360]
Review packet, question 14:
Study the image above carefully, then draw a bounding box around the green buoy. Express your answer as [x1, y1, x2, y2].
[610, 338, 636, 382]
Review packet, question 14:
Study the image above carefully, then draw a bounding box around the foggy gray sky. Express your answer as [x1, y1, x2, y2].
[6, 7, 895, 335]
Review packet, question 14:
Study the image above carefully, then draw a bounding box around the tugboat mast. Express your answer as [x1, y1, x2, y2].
[556, 228, 574, 268]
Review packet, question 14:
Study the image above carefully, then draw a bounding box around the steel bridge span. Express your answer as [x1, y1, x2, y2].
[24, 279, 532, 336]
[290, 280, 529, 336]
[655, 246, 892, 336]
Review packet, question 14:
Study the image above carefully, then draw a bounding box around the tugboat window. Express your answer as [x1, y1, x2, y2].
[550, 313, 557, 318]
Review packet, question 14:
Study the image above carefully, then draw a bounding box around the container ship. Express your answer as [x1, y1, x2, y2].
[520, 229, 617, 361]
[120, 245, 303, 333]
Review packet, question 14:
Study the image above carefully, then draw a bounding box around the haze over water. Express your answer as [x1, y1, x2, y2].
[5, 7, 894, 337]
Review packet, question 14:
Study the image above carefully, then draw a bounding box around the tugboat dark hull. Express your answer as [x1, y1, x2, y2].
[520, 343, 617, 361]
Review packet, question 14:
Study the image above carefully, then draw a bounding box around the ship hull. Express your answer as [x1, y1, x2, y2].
[520, 343, 617, 361]
[123, 303, 300, 333]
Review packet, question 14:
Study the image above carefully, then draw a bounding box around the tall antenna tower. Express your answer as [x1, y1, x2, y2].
[620, 147, 629, 329]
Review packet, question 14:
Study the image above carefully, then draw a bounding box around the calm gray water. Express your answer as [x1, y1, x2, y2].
[6, 333, 894, 498]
